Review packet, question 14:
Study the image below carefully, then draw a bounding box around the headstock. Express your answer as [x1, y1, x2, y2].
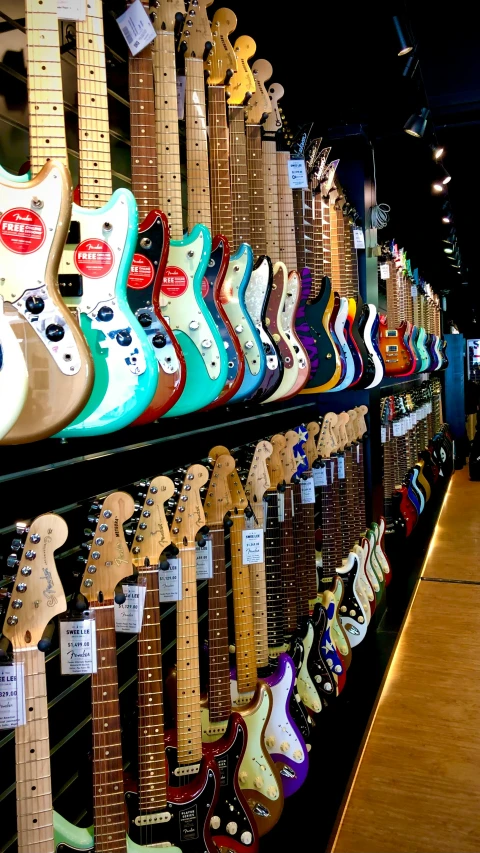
[246, 58, 273, 124]
[267, 434, 286, 488]
[317, 413, 338, 458]
[263, 82, 284, 133]
[228, 466, 249, 513]
[205, 7, 237, 85]
[305, 422, 320, 468]
[80, 493, 134, 606]
[170, 465, 209, 546]
[333, 412, 349, 451]
[320, 159, 340, 198]
[244, 440, 272, 504]
[178, 0, 213, 59]
[346, 409, 358, 444]
[305, 138, 323, 176]
[131, 476, 175, 567]
[228, 35, 256, 105]
[355, 405, 368, 439]
[3, 514, 68, 649]
[152, 0, 186, 33]
[310, 146, 331, 189]
[203, 454, 235, 525]
[283, 431, 299, 482]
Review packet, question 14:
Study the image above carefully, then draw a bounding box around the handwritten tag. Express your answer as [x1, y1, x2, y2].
[242, 529, 264, 565]
[287, 159, 308, 189]
[0, 663, 26, 729]
[313, 465, 327, 486]
[177, 75, 186, 121]
[380, 263, 390, 280]
[57, 0, 86, 20]
[336, 456, 346, 480]
[196, 537, 213, 580]
[159, 558, 182, 603]
[117, 0, 156, 56]
[353, 228, 365, 249]
[300, 476, 316, 503]
[60, 617, 97, 675]
[115, 582, 146, 634]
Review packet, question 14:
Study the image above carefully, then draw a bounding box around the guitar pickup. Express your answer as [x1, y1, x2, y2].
[58, 274, 83, 297]
[134, 812, 172, 826]
[173, 763, 201, 777]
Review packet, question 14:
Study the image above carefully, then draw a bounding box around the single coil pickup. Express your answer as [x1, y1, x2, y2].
[173, 762, 201, 777]
[134, 811, 172, 826]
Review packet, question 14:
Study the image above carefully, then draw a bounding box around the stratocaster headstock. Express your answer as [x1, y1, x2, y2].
[170, 465, 209, 546]
[203, 453, 235, 525]
[305, 422, 320, 468]
[131, 476, 175, 568]
[268, 434, 286, 487]
[205, 7, 237, 85]
[3, 515, 68, 650]
[178, 0, 213, 58]
[151, 0, 185, 33]
[246, 58, 272, 124]
[228, 465, 250, 513]
[80, 493, 134, 605]
[346, 409, 358, 444]
[228, 35, 256, 105]
[263, 82, 284, 134]
[333, 412, 349, 452]
[317, 413, 338, 458]
[244, 440, 272, 505]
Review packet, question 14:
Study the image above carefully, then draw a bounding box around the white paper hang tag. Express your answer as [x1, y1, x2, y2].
[287, 159, 308, 189]
[57, 0, 86, 20]
[313, 465, 327, 487]
[392, 421, 402, 437]
[196, 537, 213, 580]
[336, 456, 346, 480]
[277, 492, 285, 523]
[380, 263, 390, 280]
[159, 557, 182, 603]
[0, 662, 26, 729]
[353, 228, 365, 249]
[242, 529, 264, 565]
[177, 75, 186, 121]
[117, 0, 156, 56]
[411, 284, 418, 298]
[381, 426, 387, 443]
[300, 476, 316, 503]
[114, 582, 147, 634]
[59, 616, 97, 675]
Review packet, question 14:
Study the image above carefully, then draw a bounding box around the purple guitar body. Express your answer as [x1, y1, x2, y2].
[294, 268, 318, 377]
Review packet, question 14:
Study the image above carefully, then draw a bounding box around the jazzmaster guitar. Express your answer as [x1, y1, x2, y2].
[0, 296, 28, 439]
[0, 0, 93, 444]
[57, 0, 159, 437]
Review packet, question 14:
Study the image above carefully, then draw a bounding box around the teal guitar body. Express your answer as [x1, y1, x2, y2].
[56, 189, 159, 437]
[53, 810, 181, 852]
[160, 224, 229, 417]
[415, 326, 431, 372]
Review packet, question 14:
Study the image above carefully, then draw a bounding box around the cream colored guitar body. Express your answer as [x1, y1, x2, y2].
[261, 262, 299, 403]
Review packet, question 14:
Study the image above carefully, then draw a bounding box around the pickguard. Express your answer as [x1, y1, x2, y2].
[261, 263, 299, 403]
[337, 551, 369, 647]
[282, 272, 308, 372]
[229, 681, 281, 806]
[244, 257, 283, 401]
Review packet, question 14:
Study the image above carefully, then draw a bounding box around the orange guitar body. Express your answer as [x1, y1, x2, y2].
[378, 316, 415, 377]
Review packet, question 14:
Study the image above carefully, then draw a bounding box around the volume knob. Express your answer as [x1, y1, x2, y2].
[266, 786, 278, 798]
[280, 741, 290, 753]
[210, 816, 221, 830]
[239, 771, 248, 784]
[116, 330, 132, 347]
[254, 776, 263, 789]
[46, 324, 64, 342]
[152, 333, 166, 348]
[25, 296, 44, 314]
[226, 822, 238, 836]
[240, 832, 253, 845]
[265, 736, 276, 748]
[97, 305, 114, 322]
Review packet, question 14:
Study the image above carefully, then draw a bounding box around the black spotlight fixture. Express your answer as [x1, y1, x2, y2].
[393, 16, 413, 56]
[404, 107, 430, 138]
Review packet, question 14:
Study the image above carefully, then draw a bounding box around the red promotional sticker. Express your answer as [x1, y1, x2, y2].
[74, 239, 114, 279]
[0, 208, 46, 254]
[219, 281, 233, 305]
[201, 277, 209, 298]
[128, 253, 155, 289]
[161, 266, 189, 298]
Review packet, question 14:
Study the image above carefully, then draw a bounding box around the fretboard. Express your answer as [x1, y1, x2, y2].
[229, 105, 251, 246]
[322, 196, 332, 278]
[385, 259, 400, 327]
[129, 44, 158, 222]
[185, 57, 212, 233]
[14, 649, 54, 853]
[292, 483, 308, 617]
[152, 28, 183, 239]
[357, 441, 367, 532]
[247, 503, 269, 669]
[277, 152, 298, 271]
[263, 138, 280, 259]
[330, 200, 347, 298]
[319, 459, 342, 582]
[311, 192, 323, 298]
[25, 0, 68, 174]
[281, 485, 297, 636]
[176, 542, 202, 764]
[293, 189, 306, 270]
[208, 527, 232, 722]
[345, 221, 360, 300]
[208, 85, 234, 245]
[76, 0, 112, 207]
[264, 491, 285, 649]
[230, 514, 258, 694]
[337, 451, 351, 559]
[91, 604, 127, 853]
[246, 125, 267, 257]
[137, 565, 167, 811]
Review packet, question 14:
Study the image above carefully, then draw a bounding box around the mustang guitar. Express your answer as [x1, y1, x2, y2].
[0, 296, 28, 439]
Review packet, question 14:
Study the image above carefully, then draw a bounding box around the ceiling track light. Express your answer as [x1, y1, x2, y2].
[444, 247, 453, 254]
[404, 107, 430, 138]
[433, 182, 444, 193]
[432, 145, 445, 160]
[442, 216, 451, 224]
[393, 16, 413, 56]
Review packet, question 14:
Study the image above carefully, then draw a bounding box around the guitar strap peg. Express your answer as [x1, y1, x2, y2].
[38, 621, 55, 652]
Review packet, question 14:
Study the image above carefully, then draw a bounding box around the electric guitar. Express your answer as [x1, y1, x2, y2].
[0, 0, 93, 445]
[0, 295, 28, 439]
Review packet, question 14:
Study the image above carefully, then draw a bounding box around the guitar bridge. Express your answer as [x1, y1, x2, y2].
[135, 811, 172, 826]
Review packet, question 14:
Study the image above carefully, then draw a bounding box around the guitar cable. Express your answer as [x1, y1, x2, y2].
[370, 143, 391, 229]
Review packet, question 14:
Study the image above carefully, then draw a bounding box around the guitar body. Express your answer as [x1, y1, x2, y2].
[407, 468, 424, 514]
[261, 263, 299, 404]
[361, 536, 382, 605]
[245, 255, 284, 402]
[282, 271, 311, 397]
[328, 295, 347, 385]
[352, 541, 375, 617]
[301, 276, 342, 392]
[378, 317, 415, 376]
[290, 618, 323, 715]
[202, 235, 246, 409]
[306, 602, 338, 707]
[330, 577, 352, 672]
[426, 334, 439, 371]
[160, 225, 229, 416]
[0, 296, 28, 439]
[357, 305, 384, 389]
[337, 550, 369, 647]
[164, 737, 220, 853]
[54, 809, 182, 852]
[407, 325, 422, 373]
[57, 189, 160, 436]
[438, 338, 448, 370]
[393, 486, 418, 536]
[0, 160, 94, 444]
[326, 296, 356, 391]
[371, 518, 392, 586]
[415, 459, 431, 501]
[127, 208, 186, 424]
[294, 267, 318, 377]
[415, 327, 431, 372]
[223, 243, 266, 403]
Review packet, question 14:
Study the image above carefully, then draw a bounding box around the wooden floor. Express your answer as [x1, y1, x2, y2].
[329, 467, 480, 853]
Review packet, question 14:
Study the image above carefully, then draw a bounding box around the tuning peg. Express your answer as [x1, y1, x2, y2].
[38, 621, 55, 652]
[83, 527, 95, 538]
[200, 526, 209, 535]
[244, 506, 254, 520]
[73, 593, 88, 612]
[6, 555, 19, 570]
[90, 501, 102, 514]
[81, 541, 92, 552]
[10, 538, 24, 552]
[165, 544, 179, 557]
[76, 555, 87, 566]
[87, 513, 100, 526]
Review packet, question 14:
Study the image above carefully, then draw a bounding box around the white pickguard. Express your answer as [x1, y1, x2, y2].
[326, 297, 355, 392]
[363, 304, 384, 389]
[295, 623, 322, 714]
[229, 681, 281, 803]
[0, 296, 28, 439]
[375, 519, 391, 579]
[366, 531, 385, 585]
[222, 253, 262, 375]
[282, 272, 308, 371]
[337, 551, 369, 647]
[245, 259, 279, 373]
[353, 542, 374, 608]
[261, 262, 299, 403]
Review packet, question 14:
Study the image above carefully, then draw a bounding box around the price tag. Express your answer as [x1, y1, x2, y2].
[336, 456, 346, 479]
[159, 558, 182, 603]
[392, 421, 402, 437]
[117, 0, 156, 56]
[353, 228, 365, 249]
[57, 0, 86, 20]
[380, 263, 390, 280]
[177, 75, 186, 121]
[381, 426, 387, 443]
[115, 582, 146, 634]
[242, 529, 264, 565]
[313, 465, 327, 486]
[277, 492, 285, 522]
[0, 662, 26, 729]
[196, 537, 213, 580]
[60, 616, 97, 675]
[287, 159, 308, 189]
[411, 285, 418, 298]
[300, 476, 316, 503]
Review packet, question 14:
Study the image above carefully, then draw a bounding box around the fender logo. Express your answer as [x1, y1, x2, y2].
[84, 242, 103, 250]
[11, 213, 33, 222]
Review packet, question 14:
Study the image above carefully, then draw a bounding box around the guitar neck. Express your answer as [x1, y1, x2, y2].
[247, 502, 269, 669]
[385, 259, 398, 326]
[293, 189, 306, 270]
[262, 138, 280, 259]
[322, 196, 332, 279]
[208, 526, 233, 722]
[91, 604, 127, 853]
[176, 540, 203, 764]
[129, 45, 158, 221]
[319, 458, 342, 582]
[292, 483, 310, 615]
[264, 491, 286, 650]
[276, 152, 298, 271]
[185, 58, 212, 234]
[229, 105, 251, 246]
[356, 440, 367, 532]
[230, 514, 258, 693]
[311, 192, 323, 298]
[76, 0, 112, 207]
[137, 565, 168, 811]
[208, 85, 234, 245]
[25, 0, 68, 173]
[246, 125, 267, 257]
[336, 451, 351, 559]
[153, 28, 183, 239]
[14, 649, 54, 853]
[346, 221, 360, 301]
[281, 485, 298, 636]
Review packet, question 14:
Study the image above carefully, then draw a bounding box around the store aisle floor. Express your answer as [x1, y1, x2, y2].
[329, 468, 480, 853]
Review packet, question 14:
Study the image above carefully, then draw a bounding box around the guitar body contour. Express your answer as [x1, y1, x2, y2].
[357, 305, 384, 389]
[378, 317, 415, 377]
[0, 160, 94, 443]
[301, 275, 342, 392]
[282, 271, 311, 397]
[54, 809, 182, 852]
[247, 257, 284, 403]
[326, 295, 356, 391]
[127, 208, 186, 423]
[164, 737, 221, 853]
[289, 619, 323, 714]
[415, 327, 431, 372]
[0, 295, 28, 438]
[294, 268, 318, 376]
[260, 262, 299, 404]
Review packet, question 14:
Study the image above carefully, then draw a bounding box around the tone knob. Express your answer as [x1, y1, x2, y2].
[265, 735, 276, 748]
[254, 776, 263, 789]
[116, 330, 132, 347]
[240, 831, 253, 845]
[280, 741, 290, 753]
[239, 771, 248, 783]
[46, 323, 64, 342]
[97, 305, 114, 322]
[137, 312, 152, 328]
[210, 816, 221, 830]
[189, 320, 199, 330]
[25, 295, 44, 314]
[324, 682, 333, 692]
[326, 658, 333, 668]
[340, 605, 347, 613]
[358, 615, 365, 623]
[314, 675, 322, 684]
[235, 324, 244, 333]
[293, 749, 303, 761]
[226, 822, 238, 836]
[266, 786, 278, 798]
[349, 609, 356, 617]
[334, 665, 342, 674]
[245, 340, 254, 349]
[152, 333, 166, 348]
[272, 333, 280, 342]
[201, 339, 212, 348]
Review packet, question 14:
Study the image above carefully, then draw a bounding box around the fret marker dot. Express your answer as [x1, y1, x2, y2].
[114, 785, 118, 791]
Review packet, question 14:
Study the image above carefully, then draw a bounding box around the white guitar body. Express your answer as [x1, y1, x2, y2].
[353, 541, 374, 611]
[372, 518, 391, 582]
[363, 304, 385, 389]
[0, 296, 28, 439]
[295, 621, 322, 714]
[221, 247, 263, 382]
[326, 296, 356, 392]
[337, 549, 369, 647]
[361, 537, 380, 598]
[244, 258, 280, 375]
[261, 262, 299, 403]
[283, 271, 310, 387]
